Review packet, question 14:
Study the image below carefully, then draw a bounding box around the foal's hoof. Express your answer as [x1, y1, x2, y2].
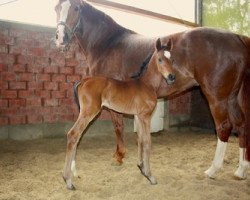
[67, 184, 76, 190]
[148, 176, 157, 185]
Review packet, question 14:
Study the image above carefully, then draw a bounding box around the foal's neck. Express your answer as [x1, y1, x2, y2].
[139, 59, 163, 92]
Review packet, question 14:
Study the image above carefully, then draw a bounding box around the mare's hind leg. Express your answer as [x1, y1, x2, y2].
[136, 115, 157, 185]
[233, 94, 250, 179]
[110, 111, 126, 164]
[63, 109, 100, 190]
[205, 101, 232, 178]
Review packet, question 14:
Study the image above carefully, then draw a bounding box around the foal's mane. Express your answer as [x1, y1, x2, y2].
[131, 53, 153, 79]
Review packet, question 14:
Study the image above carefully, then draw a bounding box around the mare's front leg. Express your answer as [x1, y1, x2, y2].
[110, 111, 126, 164]
[136, 115, 157, 185]
[205, 102, 232, 178]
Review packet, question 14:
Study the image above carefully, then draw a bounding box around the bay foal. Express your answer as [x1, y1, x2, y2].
[63, 39, 175, 190]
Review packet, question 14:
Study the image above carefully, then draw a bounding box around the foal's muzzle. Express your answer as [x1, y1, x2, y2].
[165, 74, 176, 85]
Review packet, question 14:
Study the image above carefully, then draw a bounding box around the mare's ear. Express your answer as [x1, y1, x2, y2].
[156, 38, 162, 51]
[165, 38, 173, 51]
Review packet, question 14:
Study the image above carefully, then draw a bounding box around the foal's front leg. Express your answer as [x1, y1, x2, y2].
[136, 115, 157, 185]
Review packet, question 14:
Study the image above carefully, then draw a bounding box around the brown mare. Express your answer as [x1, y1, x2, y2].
[55, 0, 250, 182]
[155, 28, 250, 178]
[62, 39, 175, 189]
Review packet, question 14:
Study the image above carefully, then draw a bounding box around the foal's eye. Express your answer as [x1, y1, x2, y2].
[158, 58, 162, 63]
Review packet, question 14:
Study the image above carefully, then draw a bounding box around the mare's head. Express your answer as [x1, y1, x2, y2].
[154, 38, 176, 85]
[55, 0, 82, 50]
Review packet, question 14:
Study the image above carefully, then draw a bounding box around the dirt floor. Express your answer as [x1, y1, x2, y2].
[0, 129, 249, 200]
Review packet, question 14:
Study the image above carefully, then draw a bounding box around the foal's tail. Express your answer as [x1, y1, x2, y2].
[73, 81, 81, 112]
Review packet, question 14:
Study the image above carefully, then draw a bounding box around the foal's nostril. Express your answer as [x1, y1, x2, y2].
[168, 74, 176, 81]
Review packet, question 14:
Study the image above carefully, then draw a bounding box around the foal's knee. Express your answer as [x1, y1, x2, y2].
[216, 119, 232, 142]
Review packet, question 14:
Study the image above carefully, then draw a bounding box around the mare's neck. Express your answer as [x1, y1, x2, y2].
[139, 56, 163, 92]
[77, 3, 134, 56]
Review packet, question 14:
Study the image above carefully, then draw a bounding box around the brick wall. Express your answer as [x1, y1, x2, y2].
[0, 20, 191, 127]
[0, 20, 90, 126]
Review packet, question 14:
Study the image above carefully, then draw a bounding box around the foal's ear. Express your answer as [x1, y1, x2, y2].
[156, 38, 162, 52]
[165, 38, 173, 51]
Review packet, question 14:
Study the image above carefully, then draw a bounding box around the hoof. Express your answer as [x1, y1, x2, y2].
[234, 171, 247, 180]
[148, 176, 157, 185]
[67, 184, 76, 190]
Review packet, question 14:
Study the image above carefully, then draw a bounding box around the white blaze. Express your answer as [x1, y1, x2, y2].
[56, 0, 71, 46]
[164, 50, 171, 59]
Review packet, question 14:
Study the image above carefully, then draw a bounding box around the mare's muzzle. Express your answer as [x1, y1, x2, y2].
[165, 74, 176, 85]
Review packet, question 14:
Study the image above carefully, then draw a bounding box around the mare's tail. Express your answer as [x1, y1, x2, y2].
[73, 82, 81, 112]
[239, 35, 250, 161]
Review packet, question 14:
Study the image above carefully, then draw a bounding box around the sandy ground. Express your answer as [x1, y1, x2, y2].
[0, 129, 249, 200]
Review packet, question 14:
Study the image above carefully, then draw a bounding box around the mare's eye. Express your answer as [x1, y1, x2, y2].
[158, 58, 162, 63]
[75, 6, 79, 11]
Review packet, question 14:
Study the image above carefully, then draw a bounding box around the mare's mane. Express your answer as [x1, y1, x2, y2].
[80, 3, 135, 51]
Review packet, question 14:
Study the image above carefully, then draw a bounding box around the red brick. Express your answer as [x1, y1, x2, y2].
[65, 58, 79, 66]
[0, 54, 15, 64]
[12, 64, 26, 72]
[59, 82, 73, 91]
[75, 66, 87, 75]
[0, 99, 8, 107]
[52, 74, 65, 82]
[27, 65, 43, 73]
[18, 90, 34, 98]
[0, 117, 8, 126]
[28, 82, 43, 90]
[0, 45, 8, 53]
[0, 63, 7, 71]
[9, 82, 26, 90]
[9, 46, 27, 55]
[9, 115, 26, 125]
[59, 98, 74, 106]
[51, 91, 65, 99]
[16, 38, 36, 47]
[1, 90, 17, 99]
[0, 29, 8, 37]
[34, 57, 49, 67]
[59, 114, 74, 122]
[26, 98, 42, 106]
[43, 114, 58, 123]
[35, 90, 50, 98]
[9, 99, 26, 107]
[17, 55, 34, 64]
[37, 74, 51, 82]
[27, 115, 43, 124]
[0, 81, 8, 90]
[44, 66, 58, 74]
[67, 75, 81, 83]
[49, 52, 65, 66]
[28, 48, 45, 57]
[44, 82, 58, 91]
[60, 67, 73, 74]
[44, 98, 58, 107]
[18, 73, 34, 81]
[1, 72, 16, 81]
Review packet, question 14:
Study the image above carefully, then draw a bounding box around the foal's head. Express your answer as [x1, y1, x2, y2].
[154, 38, 176, 85]
[55, 0, 82, 50]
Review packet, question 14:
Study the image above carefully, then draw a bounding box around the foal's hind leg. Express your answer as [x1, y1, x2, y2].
[205, 101, 232, 178]
[63, 110, 100, 190]
[110, 111, 126, 165]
